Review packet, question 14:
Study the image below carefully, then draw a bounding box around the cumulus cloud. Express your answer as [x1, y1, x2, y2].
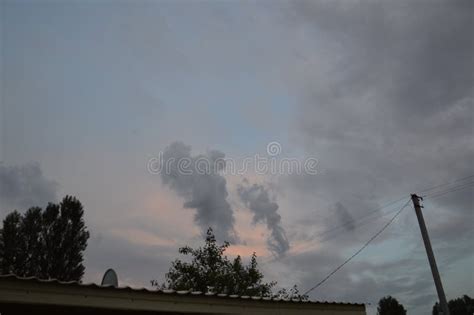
[3, 2, 471, 313]
[333, 202, 355, 232]
[159, 142, 237, 242]
[270, 0, 471, 230]
[263, 2, 474, 312]
[0, 163, 57, 214]
[269, 244, 442, 314]
[285, 0, 474, 190]
[238, 181, 289, 257]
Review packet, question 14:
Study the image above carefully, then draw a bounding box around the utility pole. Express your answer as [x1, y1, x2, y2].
[411, 194, 450, 315]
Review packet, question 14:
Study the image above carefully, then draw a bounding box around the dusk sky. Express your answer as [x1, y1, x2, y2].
[1, 1, 473, 314]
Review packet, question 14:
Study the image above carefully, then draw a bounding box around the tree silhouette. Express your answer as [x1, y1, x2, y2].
[0, 196, 89, 281]
[152, 228, 275, 296]
[276, 284, 309, 300]
[377, 296, 407, 315]
[433, 295, 474, 315]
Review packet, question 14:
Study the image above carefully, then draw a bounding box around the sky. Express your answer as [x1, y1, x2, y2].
[1, 0, 473, 314]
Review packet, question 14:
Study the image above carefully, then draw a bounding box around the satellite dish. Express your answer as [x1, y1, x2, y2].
[101, 268, 118, 287]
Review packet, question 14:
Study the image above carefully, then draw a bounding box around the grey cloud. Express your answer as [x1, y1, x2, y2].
[275, 248, 440, 313]
[290, 0, 473, 117]
[284, 0, 473, 177]
[427, 188, 474, 226]
[159, 142, 237, 242]
[142, 3, 474, 312]
[3, 2, 471, 314]
[281, 169, 387, 249]
[333, 202, 355, 231]
[238, 182, 290, 257]
[278, 0, 473, 259]
[0, 163, 57, 214]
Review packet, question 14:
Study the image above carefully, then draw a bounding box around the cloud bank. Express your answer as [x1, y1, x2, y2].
[238, 181, 289, 257]
[159, 142, 237, 242]
[0, 163, 57, 213]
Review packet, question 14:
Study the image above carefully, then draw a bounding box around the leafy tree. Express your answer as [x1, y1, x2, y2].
[377, 296, 407, 315]
[433, 295, 474, 315]
[19, 207, 43, 276]
[152, 228, 275, 296]
[276, 284, 309, 301]
[0, 211, 23, 275]
[0, 196, 89, 281]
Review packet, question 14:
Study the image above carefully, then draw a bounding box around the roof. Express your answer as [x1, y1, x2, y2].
[0, 274, 366, 315]
[0, 274, 363, 306]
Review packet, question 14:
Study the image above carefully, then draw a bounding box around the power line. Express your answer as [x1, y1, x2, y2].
[305, 177, 473, 263]
[314, 196, 409, 239]
[302, 198, 412, 296]
[314, 175, 474, 242]
[261, 175, 474, 267]
[424, 181, 474, 200]
[417, 175, 474, 195]
[261, 197, 406, 265]
[317, 206, 402, 244]
[298, 176, 473, 295]
[318, 180, 474, 244]
[423, 181, 474, 198]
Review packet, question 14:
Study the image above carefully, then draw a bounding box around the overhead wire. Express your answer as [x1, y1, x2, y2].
[301, 175, 473, 294]
[261, 175, 474, 268]
[302, 198, 412, 296]
[317, 206, 402, 244]
[418, 175, 474, 195]
[424, 181, 474, 200]
[314, 174, 474, 242]
[313, 196, 409, 240]
[258, 198, 402, 266]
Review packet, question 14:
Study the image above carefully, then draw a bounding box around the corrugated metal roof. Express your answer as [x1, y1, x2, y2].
[0, 274, 363, 306]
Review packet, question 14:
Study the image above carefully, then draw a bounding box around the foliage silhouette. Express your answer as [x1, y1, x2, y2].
[433, 295, 474, 315]
[377, 296, 407, 315]
[0, 196, 89, 281]
[152, 228, 275, 296]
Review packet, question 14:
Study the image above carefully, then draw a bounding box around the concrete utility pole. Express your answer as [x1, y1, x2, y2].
[411, 194, 450, 315]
